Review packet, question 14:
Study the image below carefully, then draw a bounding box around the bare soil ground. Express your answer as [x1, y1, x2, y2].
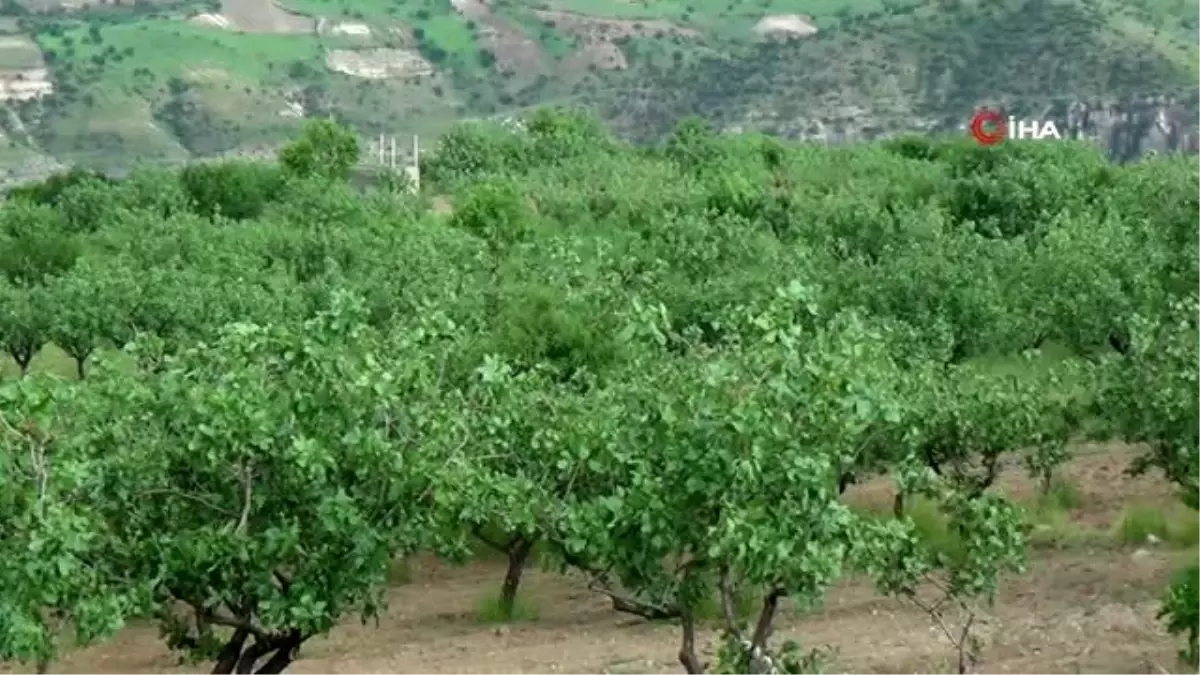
[534, 9, 698, 71]
[533, 10, 700, 42]
[15, 443, 1197, 674]
[218, 0, 314, 34]
[449, 0, 545, 74]
[325, 48, 433, 79]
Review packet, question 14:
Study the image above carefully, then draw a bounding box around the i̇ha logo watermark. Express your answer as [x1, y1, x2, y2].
[969, 108, 1062, 145]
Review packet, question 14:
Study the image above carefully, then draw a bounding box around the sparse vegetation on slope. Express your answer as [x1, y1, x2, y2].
[0, 0, 1192, 175]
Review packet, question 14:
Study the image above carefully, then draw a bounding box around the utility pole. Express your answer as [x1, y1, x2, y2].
[409, 134, 420, 193]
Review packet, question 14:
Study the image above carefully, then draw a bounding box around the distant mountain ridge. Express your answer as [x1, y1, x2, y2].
[0, 0, 1193, 179]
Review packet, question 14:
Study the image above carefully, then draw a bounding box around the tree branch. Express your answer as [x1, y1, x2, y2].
[236, 463, 254, 535]
[471, 525, 511, 554]
[203, 608, 272, 645]
[750, 587, 785, 655]
[718, 565, 744, 640]
[137, 489, 236, 518]
[272, 569, 292, 594]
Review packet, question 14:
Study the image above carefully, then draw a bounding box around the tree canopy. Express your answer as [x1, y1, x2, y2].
[0, 112, 1196, 674]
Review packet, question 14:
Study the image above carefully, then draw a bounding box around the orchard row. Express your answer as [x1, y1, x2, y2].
[1, 112, 1196, 674]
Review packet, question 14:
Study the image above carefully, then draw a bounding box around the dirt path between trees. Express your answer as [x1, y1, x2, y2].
[15, 444, 1194, 674]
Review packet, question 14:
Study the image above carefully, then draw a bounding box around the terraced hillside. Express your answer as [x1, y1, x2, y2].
[0, 0, 1195, 179]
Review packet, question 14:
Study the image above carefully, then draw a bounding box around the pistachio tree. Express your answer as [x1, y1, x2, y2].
[558, 283, 913, 673]
[1095, 295, 1199, 666]
[42, 258, 141, 379]
[65, 294, 462, 673]
[0, 376, 149, 672]
[0, 280, 49, 376]
[440, 359, 592, 620]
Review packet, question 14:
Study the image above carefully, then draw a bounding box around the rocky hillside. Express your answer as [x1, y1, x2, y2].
[0, 0, 1194, 180]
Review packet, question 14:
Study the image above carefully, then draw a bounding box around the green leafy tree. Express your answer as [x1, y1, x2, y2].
[0, 202, 78, 287]
[0, 376, 150, 672]
[179, 161, 285, 221]
[867, 459, 1026, 675]
[72, 294, 463, 673]
[278, 119, 360, 182]
[0, 280, 49, 376]
[4, 167, 112, 207]
[1095, 296, 1199, 667]
[42, 258, 139, 379]
[559, 286, 913, 674]
[420, 120, 528, 187]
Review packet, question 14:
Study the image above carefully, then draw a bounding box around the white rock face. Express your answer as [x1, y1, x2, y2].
[325, 48, 433, 79]
[331, 22, 372, 36]
[0, 68, 53, 102]
[752, 14, 818, 38]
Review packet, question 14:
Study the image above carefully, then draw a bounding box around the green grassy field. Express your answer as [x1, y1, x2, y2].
[0, 343, 81, 380]
[34, 20, 325, 83]
[284, 0, 482, 65]
[0, 0, 1192, 175]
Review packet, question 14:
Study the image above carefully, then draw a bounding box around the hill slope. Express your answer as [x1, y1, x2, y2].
[0, 0, 1194, 178]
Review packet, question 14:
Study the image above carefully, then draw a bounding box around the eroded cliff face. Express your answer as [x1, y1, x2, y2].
[743, 94, 1198, 162]
[1058, 96, 1198, 161]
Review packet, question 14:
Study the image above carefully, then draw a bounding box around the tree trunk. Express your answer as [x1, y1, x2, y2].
[211, 628, 249, 674]
[234, 640, 275, 674]
[498, 536, 535, 620]
[15, 352, 32, 377]
[893, 492, 905, 518]
[677, 605, 704, 674]
[209, 630, 306, 675]
[747, 589, 785, 674]
[837, 471, 855, 494]
[253, 634, 304, 675]
[74, 355, 87, 380]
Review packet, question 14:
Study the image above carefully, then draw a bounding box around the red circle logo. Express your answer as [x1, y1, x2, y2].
[969, 109, 1006, 146]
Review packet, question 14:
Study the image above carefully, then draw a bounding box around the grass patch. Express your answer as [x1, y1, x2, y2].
[1025, 503, 1085, 548]
[1, 343, 81, 379]
[1111, 504, 1200, 548]
[475, 593, 540, 623]
[1, 345, 142, 381]
[36, 21, 324, 85]
[1037, 476, 1084, 512]
[693, 584, 760, 621]
[387, 557, 413, 585]
[29, 20, 321, 160]
[283, 0, 482, 67]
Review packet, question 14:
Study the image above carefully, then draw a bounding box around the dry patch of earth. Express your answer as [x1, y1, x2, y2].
[562, 40, 627, 70]
[534, 10, 699, 42]
[15, 547, 1187, 673]
[188, 13, 234, 29]
[752, 13, 817, 39]
[329, 21, 372, 37]
[0, 35, 51, 102]
[534, 10, 698, 71]
[325, 48, 433, 79]
[211, 0, 314, 33]
[0, 34, 44, 69]
[450, 0, 544, 74]
[179, 67, 299, 121]
[0, 67, 53, 101]
[6, 443, 1192, 675]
